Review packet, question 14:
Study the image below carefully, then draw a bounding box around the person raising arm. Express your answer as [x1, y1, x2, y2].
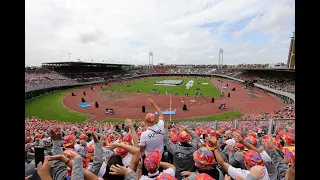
[139, 98, 165, 154]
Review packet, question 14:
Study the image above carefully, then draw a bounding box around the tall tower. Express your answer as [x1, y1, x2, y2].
[149, 52, 153, 69]
[287, 32, 295, 68]
[218, 48, 224, 68]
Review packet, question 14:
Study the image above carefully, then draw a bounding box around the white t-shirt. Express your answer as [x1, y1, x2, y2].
[122, 153, 132, 168]
[98, 162, 107, 177]
[139, 168, 175, 180]
[227, 165, 270, 180]
[102, 146, 115, 160]
[139, 120, 164, 156]
[74, 144, 87, 158]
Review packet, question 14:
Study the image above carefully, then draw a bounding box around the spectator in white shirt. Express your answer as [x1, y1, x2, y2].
[139, 98, 165, 175]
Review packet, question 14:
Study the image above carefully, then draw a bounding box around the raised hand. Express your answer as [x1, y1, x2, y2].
[227, 144, 234, 152]
[181, 171, 192, 177]
[233, 133, 243, 143]
[106, 143, 119, 151]
[64, 149, 81, 159]
[87, 131, 99, 143]
[109, 164, 130, 175]
[207, 136, 218, 148]
[125, 118, 133, 128]
[37, 157, 51, 178]
[250, 166, 266, 179]
[146, 98, 156, 106]
[266, 134, 275, 150]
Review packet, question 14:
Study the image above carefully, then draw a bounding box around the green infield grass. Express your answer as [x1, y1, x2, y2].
[25, 90, 92, 123]
[102, 77, 220, 97]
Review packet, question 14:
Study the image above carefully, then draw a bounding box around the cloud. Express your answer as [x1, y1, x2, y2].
[25, 0, 295, 66]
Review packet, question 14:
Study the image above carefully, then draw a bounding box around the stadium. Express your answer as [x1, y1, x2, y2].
[26, 62, 294, 122]
[25, 1, 295, 180]
[25, 59, 295, 178]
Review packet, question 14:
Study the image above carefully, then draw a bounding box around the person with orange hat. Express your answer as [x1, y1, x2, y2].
[194, 173, 215, 180]
[139, 150, 176, 180]
[163, 124, 200, 179]
[74, 134, 88, 158]
[139, 98, 165, 175]
[225, 141, 247, 170]
[209, 133, 270, 180]
[83, 118, 141, 179]
[181, 146, 224, 180]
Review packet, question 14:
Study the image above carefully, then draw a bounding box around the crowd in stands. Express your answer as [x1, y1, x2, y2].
[25, 98, 295, 180]
[25, 72, 78, 91]
[234, 72, 294, 94]
[25, 64, 295, 96]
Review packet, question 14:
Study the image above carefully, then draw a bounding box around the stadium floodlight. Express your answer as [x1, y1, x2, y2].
[219, 48, 224, 68]
[288, 31, 295, 68]
[149, 51, 153, 69]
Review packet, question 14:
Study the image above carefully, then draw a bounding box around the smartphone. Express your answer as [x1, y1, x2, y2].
[87, 133, 92, 138]
[34, 147, 44, 167]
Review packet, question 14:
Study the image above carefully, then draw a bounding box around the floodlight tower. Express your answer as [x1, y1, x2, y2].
[149, 51, 153, 69]
[218, 48, 224, 68]
[287, 31, 295, 68]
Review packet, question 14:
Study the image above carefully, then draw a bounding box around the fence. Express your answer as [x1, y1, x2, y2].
[175, 118, 294, 135]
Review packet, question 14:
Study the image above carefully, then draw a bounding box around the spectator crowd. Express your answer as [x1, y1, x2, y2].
[26, 65, 295, 95]
[25, 98, 295, 180]
[25, 72, 78, 91]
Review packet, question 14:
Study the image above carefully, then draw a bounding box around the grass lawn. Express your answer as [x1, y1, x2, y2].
[100, 110, 242, 124]
[102, 77, 220, 97]
[25, 89, 92, 123]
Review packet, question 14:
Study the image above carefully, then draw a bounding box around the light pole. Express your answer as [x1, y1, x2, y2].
[288, 32, 295, 68]
[149, 52, 153, 69]
[219, 48, 224, 68]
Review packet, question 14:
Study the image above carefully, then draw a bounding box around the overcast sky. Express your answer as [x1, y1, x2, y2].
[25, 0, 295, 66]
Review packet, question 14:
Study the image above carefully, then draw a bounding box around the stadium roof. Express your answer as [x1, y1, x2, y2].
[42, 61, 133, 67]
